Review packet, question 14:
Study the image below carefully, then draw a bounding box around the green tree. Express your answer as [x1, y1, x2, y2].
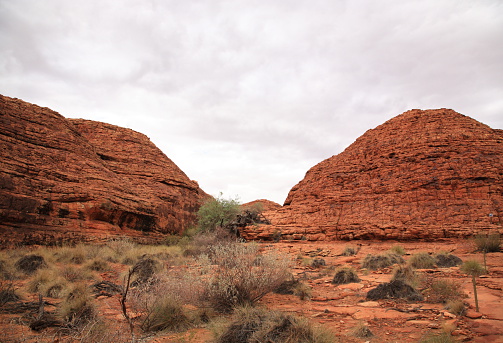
[461, 260, 485, 312]
[197, 193, 241, 232]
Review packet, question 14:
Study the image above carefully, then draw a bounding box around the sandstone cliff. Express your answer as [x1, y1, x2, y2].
[0, 95, 207, 245]
[242, 109, 503, 241]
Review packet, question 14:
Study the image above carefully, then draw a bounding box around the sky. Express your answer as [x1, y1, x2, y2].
[1, 0, 502, 204]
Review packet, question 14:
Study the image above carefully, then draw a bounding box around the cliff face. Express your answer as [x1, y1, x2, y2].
[0, 95, 207, 245]
[243, 109, 503, 241]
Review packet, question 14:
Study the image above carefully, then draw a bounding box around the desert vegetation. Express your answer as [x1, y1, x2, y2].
[0, 203, 501, 343]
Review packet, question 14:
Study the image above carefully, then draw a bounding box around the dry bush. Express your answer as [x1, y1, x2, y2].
[332, 267, 360, 285]
[391, 265, 420, 288]
[351, 321, 373, 338]
[273, 276, 312, 300]
[0, 281, 19, 306]
[184, 227, 237, 257]
[84, 258, 110, 272]
[140, 295, 192, 332]
[214, 307, 336, 343]
[445, 299, 466, 316]
[27, 267, 60, 293]
[129, 257, 163, 286]
[435, 252, 462, 267]
[342, 246, 357, 256]
[311, 258, 326, 268]
[362, 253, 404, 270]
[0, 255, 16, 280]
[15, 254, 47, 274]
[366, 279, 423, 301]
[205, 243, 291, 312]
[54, 246, 87, 265]
[474, 233, 501, 253]
[408, 252, 436, 269]
[424, 279, 464, 303]
[419, 331, 457, 343]
[58, 283, 97, 327]
[389, 245, 406, 255]
[61, 266, 95, 282]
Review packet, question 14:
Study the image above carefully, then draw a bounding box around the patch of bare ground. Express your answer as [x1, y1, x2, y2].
[0, 238, 502, 342]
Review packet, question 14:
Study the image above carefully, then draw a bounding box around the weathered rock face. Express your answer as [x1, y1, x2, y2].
[242, 199, 282, 212]
[242, 109, 503, 241]
[0, 94, 207, 245]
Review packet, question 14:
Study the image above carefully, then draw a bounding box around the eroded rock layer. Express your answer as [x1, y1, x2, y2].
[0, 95, 207, 245]
[243, 109, 503, 241]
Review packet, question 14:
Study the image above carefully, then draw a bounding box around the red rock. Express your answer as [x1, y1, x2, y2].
[242, 109, 503, 241]
[242, 199, 282, 211]
[0, 95, 208, 245]
[466, 310, 483, 319]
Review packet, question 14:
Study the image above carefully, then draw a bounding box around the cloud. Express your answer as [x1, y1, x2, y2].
[1, 0, 502, 203]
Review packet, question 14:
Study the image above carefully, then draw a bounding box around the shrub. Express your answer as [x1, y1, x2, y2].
[215, 307, 335, 343]
[58, 284, 97, 327]
[311, 258, 326, 268]
[130, 257, 162, 286]
[391, 265, 419, 288]
[141, 295, 192, 332]
[15, 254, 47, 274]
[332, 267, 360, 285]
[408, 252, 436, 269]
[27, 268, 59, 293]
[342, 246, 357, 256]
[366, 280, 423, 301]
[389, 245, 406, 255]
[352, 321, 373, 338]
[362, 253, 404, 270]
[197, 194, 241, 232]
[419, 331, 457, 343]
[274, 276, 312, 300]
[435, 252, 462, 267]
[474, 233, 501, 253]
[61, 266, 95, 282]
[205, 243, 291, 312]
[184, 227, 237, 257]
[445, 299, 466, 316]
[424, 279, 464, 303]
[0, 282, 19, 306]
[84, 258, 110, 272]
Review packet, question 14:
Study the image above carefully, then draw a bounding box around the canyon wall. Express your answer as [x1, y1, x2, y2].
[0, 95, 207, 245]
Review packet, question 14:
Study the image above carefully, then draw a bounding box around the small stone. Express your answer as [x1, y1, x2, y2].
[465, 310, 483, 319]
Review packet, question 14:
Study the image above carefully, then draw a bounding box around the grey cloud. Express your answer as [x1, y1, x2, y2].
[1, 0, 502, 203]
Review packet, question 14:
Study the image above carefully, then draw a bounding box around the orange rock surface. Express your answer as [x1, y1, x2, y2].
[0, 95, 207, 245]
[244, 109, 503, 241]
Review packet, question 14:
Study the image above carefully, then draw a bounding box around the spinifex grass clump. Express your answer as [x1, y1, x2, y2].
[214, 307, 335, 343]
[391, 265, 420, 288]
[362, 253, 404, 270]
[15, 254, 47, 275]
[58, 284, 97, 327]
[474, 233, 501, 253]
[332, 267, 360, 285]
[434, 252, 462, 268]
[141, 295, 192, 332]
[408, 252, 436, 269]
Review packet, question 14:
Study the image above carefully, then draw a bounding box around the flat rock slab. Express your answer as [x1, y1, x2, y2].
[353, 308, 419, 320]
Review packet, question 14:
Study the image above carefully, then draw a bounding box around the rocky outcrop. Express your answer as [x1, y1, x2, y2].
[242, 109, 503, 241]
[242, 199, 282, 212]
[0, 94, 207, 245]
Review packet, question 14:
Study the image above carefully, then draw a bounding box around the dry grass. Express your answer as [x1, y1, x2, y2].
[58, 283, 97, 327]
[332, 267, 360, 285]
[214, 307, 336, 343]
[408, 252, 436, 269]
[423, 279, 464, 304]
[362, 253, 404, 270]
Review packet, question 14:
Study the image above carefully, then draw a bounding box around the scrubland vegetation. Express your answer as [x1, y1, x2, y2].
[0, 197, 500, 342]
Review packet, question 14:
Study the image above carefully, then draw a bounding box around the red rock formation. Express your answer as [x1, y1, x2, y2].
[242, 109, 503, 241]
[0, 94, 207, 245]
[242, 199, 282, 212]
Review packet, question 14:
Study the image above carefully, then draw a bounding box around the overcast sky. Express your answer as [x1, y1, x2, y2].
[1, 1, 502, 204]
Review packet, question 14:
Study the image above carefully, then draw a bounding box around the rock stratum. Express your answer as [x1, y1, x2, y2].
[243, 109, 503, 241]
[0, 95, 207, 245]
